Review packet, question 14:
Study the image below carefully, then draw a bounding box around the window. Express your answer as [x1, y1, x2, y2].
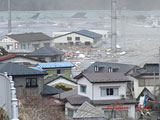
[80, 85, 86, 93]
[69, 42, 74, 45]
[94, 66, 99, 72]
[108, 67, 113, 72]
[75, 37, 80, 41]
[26, 78, 38, 87]
[75, 41, 81, 46]
[68, 109, 74, 117]
[67, 37, 72, 41]
[32, 44, 40, 50]
[44, 43, 50, 47]
[85, 41, 90, 45]
[113, 68, 119, 72]
[6, 45, 13, 50]
[60, 43, 63, 45]
[101, 88, 119, 96]
[57, 69, 65, 75]
[21, 44, 26, 49]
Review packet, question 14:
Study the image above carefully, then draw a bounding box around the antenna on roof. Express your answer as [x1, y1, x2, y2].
[8, 0, 12, 33]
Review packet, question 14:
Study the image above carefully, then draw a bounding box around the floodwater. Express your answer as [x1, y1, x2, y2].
[1, 10, 160, 71]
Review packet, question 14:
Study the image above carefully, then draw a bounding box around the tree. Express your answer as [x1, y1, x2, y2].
[0, 48, 8, 56]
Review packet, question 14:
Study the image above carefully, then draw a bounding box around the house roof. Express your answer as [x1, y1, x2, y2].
[66, 94, 138, 105]
[42, 85, 64, 95]
[131, 63, 159, 77]
[83, 61, 137, 75]
[137, 87, 155, 100]
[0, 54, 45, 62]
[38, 62, 74, 69]
[75, 72, 130, 83]
[6, 32, 53, 43]
[0, 62, 47, 76]
[54, 30, 102, 39]
[74, 102, 105, 118]
[53, 88, 77, 100]
[26, 46, 64, 57]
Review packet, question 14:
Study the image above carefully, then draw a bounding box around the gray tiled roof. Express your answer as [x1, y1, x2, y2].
[66, 95, 91, 105]
[75, 72, 130, 83]
[131, 63, 159, 77]
[7, 32, 53, 43]
[0, 62, 47, 76]
[84, 61, 137, 75]
[74, 30, 102, 39]
[42, 85, 64, 95]
[74, 102, 105, 118]
[27, 46, 64, 57]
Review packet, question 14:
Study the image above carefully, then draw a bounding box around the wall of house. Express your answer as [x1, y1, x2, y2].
[53, 33, 96, 48]
[77, 77, 93, 100]
[29, 55, 62, 62]
[47, 77, 77, 88]
[14, 75, 44, 97]
[0, 57, 40, 65]
[19, 40, 52, 51]
[96, 104, 135, 119]
[45, 68, 72, 79]
[131, 76, 155, 98]
[93, 82, 127, 100]
[65, 102, 79, 117]
[0, 37, 18, 50]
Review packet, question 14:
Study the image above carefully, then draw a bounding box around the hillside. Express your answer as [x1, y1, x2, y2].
[0, 0, 159, 11]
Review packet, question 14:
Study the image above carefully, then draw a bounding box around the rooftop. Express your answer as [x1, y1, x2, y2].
[42, 85, 64, 95]
[38, 62, 74, 69]
[75, 72, 130, 83]
[27, 46, 64, 57]
[7, 32, 53, 43]
[0, 62, 47, 76]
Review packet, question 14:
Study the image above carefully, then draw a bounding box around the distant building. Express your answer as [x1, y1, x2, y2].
[0, 32, 53, 51]
[27, 46, 64, 62]
[53, 30, 103, 48]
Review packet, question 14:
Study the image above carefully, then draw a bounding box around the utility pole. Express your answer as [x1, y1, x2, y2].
[111, 0, 117, 51]
[8, 0, 12, 33]
[159, 47, 160, 95]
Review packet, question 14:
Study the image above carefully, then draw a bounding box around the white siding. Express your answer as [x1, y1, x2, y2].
[93, 82, 127, 100]
[0, 37, 18, 50]
[54, 33, 94, 44]
[47, 77, 77, 87]
[77, 77, 93, 99]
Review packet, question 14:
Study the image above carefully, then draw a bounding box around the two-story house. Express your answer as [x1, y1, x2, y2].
[26, 46, 64, 62]
[65, 72, 137, 119]
[0, 62, 47, 97]
[37, 62, 77, 90]
[131, 63, 160, 98]
[0, 32, 53, 51]
[53, 30, 103, 48]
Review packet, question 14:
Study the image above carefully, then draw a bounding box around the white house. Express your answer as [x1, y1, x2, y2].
[65, 72, 137, 119]
[53, 30, 103, 48]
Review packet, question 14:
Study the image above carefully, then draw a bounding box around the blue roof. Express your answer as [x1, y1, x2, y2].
[74, 30, 102, 39]
[38, 62, 74, 69]
[30, 67, 46, 72]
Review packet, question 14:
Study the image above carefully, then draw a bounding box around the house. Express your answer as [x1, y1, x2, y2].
[131, 63, 160, 98]
[46, 76, 77, 90]
[0, 62, 47, 97]
[65, 72, 137, 119]
[26, 46, 64, 62]
[53, 30, 103, 48]
[38, 62, 74, 79]
[0, 54, 45, 65]
[83, 61, 138, 75]
[0, 32, 53, 51]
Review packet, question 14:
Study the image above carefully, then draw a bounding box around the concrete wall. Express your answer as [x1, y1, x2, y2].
[14, 75, 44, 97]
